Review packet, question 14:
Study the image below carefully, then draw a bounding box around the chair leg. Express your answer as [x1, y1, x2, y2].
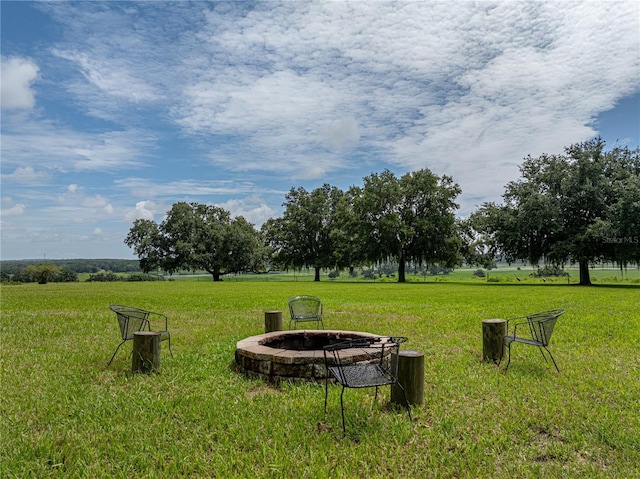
[340, 386, 347, 435]
[395, 381, 413, 422]
[324, 376, 330, 414]
[537, 346, 548, 363]
[165, 334, 173, 358]
[544, 347, 560, 372]
[107, 340, 126, 366]
[504, 344, 512, 372]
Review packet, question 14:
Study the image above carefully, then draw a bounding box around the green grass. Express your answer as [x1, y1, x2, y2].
[1, 281, 639, 478]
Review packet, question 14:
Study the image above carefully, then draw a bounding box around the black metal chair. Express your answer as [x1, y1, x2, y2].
[287, 295, 323, 329]
[108, 304, 172, 366]
[323, 336, 412, 434]
[501, 309, 565, 372]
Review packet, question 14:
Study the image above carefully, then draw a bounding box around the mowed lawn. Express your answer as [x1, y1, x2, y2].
[1, 281, 638, 478]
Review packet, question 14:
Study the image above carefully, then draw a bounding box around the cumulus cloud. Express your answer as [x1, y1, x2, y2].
[217, 196, 279, 228]
[125, 200, 161, 222]
[1, 198, 26, 217]
[1, 57, 39, 110]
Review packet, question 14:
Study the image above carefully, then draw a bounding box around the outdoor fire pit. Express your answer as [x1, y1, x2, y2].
[235, 330, 384, 382]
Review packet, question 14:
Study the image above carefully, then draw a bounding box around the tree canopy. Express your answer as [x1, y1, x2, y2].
[350, 168, 462, 282]
[471, 139, 640, 285]
[262, 184, 350, 281]
[125, 202, 265, 281]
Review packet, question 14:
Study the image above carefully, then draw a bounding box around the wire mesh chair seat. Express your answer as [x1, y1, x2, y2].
[328, 363, 395, 388]
[288, 295, 323, 329]
[323, 336, 412, 434]
[108, 304, 172, 366]
[501, 309, 565, 372]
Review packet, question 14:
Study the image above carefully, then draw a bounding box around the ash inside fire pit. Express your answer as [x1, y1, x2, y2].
[235, 330, 383, 382]
[261, 331, 349, 350]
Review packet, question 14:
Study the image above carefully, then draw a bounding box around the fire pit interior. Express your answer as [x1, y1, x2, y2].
[235, 330, 383, 382]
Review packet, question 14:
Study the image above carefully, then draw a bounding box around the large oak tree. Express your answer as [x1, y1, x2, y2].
[472, 139, 640, 285]
[350, 168, 462, 283]
[125, 202, 264, 281]
[262, 184, 349, 281]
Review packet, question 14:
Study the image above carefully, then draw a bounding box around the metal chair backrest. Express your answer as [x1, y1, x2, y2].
[109, 305, 150, 340]
[525, 310, 564, 346]
[527, 316, 557, 346]
[288, 296, 323, 328]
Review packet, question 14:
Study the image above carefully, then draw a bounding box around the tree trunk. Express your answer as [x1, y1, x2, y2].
[398, 251, 406, 283]
[211, 272, 222, 281]
[314, 266, 320, 282]
[578, 258, 591, 285]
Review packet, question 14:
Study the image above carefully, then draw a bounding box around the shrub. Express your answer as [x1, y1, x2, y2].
[531, 265, 569, 278]
[361, 269, 377, 280]
[86, 272, 122, 282]
[127, 273, 165, 282]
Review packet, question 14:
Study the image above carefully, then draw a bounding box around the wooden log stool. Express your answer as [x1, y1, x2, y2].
[132, 331, 161, 374]
[264, 310, 283, 333]
[482, 318, 506, 363]
[391, 349, 425, 406]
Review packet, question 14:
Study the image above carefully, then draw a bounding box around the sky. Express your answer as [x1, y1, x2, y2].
[1, 1, 639, 261]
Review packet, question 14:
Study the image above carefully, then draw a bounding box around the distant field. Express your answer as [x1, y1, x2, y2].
[1, 280, 638, 477]
[164, 265, 640, 284]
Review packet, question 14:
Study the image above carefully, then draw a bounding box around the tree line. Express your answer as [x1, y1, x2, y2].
[0, 258, 141, 275]
[125, 138, 639, 285]
[1, 259, 143, 283]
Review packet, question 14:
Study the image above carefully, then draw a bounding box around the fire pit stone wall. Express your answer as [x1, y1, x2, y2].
[235, 330, 383, 382]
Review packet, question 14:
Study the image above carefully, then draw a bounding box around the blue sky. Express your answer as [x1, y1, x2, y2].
[1, 1, 639, 260]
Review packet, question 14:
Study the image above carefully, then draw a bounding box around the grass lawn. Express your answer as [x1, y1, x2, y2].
[1, 281, 638, 478]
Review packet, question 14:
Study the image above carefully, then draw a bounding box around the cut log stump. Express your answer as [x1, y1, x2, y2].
[264, 311, 283, 333]
[132, 331, 161, 374]
[391, 349, 425, 406]
[482, 318, 506, 363]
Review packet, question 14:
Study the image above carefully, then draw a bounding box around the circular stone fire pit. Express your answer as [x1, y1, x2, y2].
[235, 330, 384, 382]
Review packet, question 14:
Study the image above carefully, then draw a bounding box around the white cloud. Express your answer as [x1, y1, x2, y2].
[0, 197, 26, 217]
[2, 166, 51, 183]
[115, 177, 265, 198]
[124, 200, 161, 222]
[170, 1, 639, 187]
[1, 57, 39, 110]
[1, 121, 153, 172]
[217, 196, 279, 228]
[81, 194, 109, 208]
[52, 49, 159, 104]
[319, 118, 360, 151]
